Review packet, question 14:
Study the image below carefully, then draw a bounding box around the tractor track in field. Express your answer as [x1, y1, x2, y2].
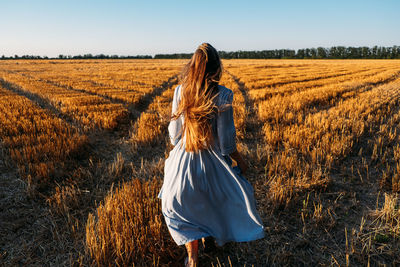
[256, 70, 400, 132]
[241, 66, 388, 97]
[257, 67, 393, 101]
[302, 70, 400, 115]
[83, 74, 179, 162]
[257, 67, 380, 90]
[227, 72, 265, 165]
[0, 77, 84, 133]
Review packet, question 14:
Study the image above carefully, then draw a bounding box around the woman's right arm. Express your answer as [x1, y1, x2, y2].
[168, 85, 182, 146]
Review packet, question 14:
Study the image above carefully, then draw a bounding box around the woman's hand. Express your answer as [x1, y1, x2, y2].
[229, 149, 248, 174]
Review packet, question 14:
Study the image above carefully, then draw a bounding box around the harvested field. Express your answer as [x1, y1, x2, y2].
[1, 59, 400, 266]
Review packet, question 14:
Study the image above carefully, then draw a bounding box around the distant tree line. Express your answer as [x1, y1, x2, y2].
[155, 45, 400, 59]
[2, 46, 400, 60]
[0, 54, 152, 60]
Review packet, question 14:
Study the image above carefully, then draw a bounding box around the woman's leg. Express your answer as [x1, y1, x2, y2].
[185, 240, 198, 266]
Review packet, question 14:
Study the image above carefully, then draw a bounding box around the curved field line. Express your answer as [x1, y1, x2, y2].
[238, 67, 393, 101]
[257, 70, 400, 126]
[0, 77, 84, 133]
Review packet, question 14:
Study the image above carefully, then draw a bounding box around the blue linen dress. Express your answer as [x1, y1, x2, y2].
[158, 84, 265, 246]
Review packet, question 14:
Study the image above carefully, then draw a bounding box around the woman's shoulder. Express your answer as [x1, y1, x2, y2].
[217, 85, 233, 104]
[218, 84, 233, 95]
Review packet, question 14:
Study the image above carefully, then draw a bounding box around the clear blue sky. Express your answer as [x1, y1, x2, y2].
[1, 0, 399, 57]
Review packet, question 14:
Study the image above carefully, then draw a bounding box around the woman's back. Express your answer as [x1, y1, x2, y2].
[168, 84, 237, 156]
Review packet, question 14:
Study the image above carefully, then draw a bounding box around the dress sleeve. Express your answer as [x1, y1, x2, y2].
[217, 90, 237, 155]
[168, 85, 182, 146]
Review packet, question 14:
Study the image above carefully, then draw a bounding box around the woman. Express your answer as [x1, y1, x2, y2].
[158, 43, 264, 266]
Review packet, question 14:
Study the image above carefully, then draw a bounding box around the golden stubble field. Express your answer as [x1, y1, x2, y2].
[0, 59, 400, 266]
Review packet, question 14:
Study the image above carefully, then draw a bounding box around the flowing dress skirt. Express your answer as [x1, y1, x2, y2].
[158, 140, 265, 246]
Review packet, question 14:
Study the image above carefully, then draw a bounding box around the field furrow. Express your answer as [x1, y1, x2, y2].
[0, 84, 87, 189]
[0, 71, 129, 131]
[246, 67, 391, 101]
[258, 69, 400, 126]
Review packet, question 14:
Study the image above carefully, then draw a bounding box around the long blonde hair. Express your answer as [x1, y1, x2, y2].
[172, 43, 223, 152]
